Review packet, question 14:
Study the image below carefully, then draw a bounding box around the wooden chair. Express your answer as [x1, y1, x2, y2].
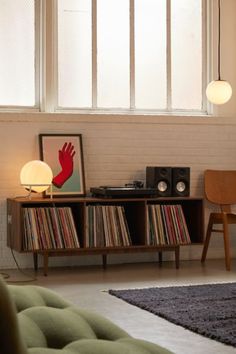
[201, 169, 236, 271]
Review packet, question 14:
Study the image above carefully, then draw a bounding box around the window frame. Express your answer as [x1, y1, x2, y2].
[54, 0, 209, 115]
[0, 0, 41, 112]
[0, 0, 210, 115]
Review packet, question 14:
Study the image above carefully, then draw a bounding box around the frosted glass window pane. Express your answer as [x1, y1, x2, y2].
[0, 0, 35, 106]
[135, 0, 166, 109]
[97, 0, 129, 108]
[58, 0, 92, 108]
[171, 0, 202, 110]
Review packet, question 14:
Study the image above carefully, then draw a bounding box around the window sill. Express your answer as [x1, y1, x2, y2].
[0, 109, 234, 127]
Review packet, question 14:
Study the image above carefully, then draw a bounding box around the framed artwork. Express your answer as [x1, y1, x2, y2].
[39, 134, 86, 197]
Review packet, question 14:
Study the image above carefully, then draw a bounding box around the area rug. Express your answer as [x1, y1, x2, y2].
[109, 283, 236, 347]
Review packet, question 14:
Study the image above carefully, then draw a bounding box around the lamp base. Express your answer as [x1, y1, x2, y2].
[21, 184, 53, 200]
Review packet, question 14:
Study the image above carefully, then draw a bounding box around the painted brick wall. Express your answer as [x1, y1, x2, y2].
[1, 113, 236, 270]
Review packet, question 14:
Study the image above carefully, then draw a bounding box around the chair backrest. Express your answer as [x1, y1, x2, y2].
[204, 170, 236, 210]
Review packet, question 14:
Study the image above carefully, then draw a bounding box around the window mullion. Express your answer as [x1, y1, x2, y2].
[166, 0, 171, 111]
[202, 0, 209, 113]
[130, 0, 135, 109]
[42, 0, 57, 112]
[35, 0, 41, 109]
[92, 0, 97, 109]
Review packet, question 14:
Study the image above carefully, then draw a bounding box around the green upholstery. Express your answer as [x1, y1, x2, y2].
[0, 277, 172, 354]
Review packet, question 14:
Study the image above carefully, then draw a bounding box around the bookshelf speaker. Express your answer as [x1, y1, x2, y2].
[172, 167, 190, 197]
[146, 166, 172, 197]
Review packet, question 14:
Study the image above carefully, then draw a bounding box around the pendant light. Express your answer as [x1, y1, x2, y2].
[206, 0, 232, 105]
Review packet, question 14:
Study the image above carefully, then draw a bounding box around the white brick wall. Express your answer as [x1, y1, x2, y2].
[1, 113, 236, 269]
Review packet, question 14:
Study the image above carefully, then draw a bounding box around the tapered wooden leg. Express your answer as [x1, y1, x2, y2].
[33, 253, 38, 272]
[158, 251, 163, 266]
[102, 254, 107, 270]
[43, 253, 49, 276]
[201, 214, 214, 263]
[175, 246, 180, 269]
[222, 213, 231, 271]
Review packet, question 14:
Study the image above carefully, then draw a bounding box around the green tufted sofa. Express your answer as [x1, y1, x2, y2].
[0, 277, 172, 354]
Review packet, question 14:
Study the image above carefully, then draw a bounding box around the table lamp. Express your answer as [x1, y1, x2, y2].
[20, 160, 53, 198]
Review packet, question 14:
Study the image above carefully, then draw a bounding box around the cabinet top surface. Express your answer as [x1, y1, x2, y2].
[7, 196, 204, 204]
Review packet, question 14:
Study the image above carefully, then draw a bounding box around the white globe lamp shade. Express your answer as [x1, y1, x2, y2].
[20, 160, 53, 193]
[206, 80, 232, 105]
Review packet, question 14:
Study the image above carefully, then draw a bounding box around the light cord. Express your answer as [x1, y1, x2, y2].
[218, 0, 221, 80]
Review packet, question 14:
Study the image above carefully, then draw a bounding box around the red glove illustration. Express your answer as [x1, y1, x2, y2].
[52, 142, 76, 188]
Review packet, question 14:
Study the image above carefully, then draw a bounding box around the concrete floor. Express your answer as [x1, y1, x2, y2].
[5, 259, 236, 354]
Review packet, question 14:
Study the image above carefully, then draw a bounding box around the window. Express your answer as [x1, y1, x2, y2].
[0, 0, 205, 114]
[0, 0, 39, 108]
[57, 0, 205, 113]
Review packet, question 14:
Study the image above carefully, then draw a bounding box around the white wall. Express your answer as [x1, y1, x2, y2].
[1, 113, 236, 269]
[0, 0, 236, 270]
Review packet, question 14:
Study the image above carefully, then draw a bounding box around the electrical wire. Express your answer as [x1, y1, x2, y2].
[5, 200, 57, 283]
[0, 272, 10, 279]
[218, 0, 221, 80]
[3, 248, 37, 283]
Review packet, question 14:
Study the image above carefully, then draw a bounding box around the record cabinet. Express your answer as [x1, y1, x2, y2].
[7, 196, 204, 275]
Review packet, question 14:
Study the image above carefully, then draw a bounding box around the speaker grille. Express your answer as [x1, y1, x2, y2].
[172, 167, 190, 197]
[146, 167, 172, 197]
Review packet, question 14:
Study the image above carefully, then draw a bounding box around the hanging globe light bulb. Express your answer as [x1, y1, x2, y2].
[206, 80, 232, 105]
[206, 0, 232, 105]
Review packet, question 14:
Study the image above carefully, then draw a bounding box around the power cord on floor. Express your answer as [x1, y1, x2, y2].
[1, 248, 38, 283]
[5, 199, 57, 283]
[0, 272, 10, 279]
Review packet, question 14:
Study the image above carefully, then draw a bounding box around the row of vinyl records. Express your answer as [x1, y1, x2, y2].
[23, 207, 80, 250]
[147, 204, 191, 245]
[22, 204, 190, 251]
[23, 205, 131, 250]
[85, 205, 132, 247]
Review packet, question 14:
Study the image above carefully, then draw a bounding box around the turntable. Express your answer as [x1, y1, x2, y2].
[90, 186, 157, 198]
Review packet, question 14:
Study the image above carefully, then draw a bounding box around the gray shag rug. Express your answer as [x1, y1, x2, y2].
[109, 283, 236, 347]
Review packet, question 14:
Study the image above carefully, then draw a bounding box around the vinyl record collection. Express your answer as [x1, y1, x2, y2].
[147, 204, 191, 245]
[85, 205, 132, 247]
[22, 203, 190, 251]
[23, 207, 80, 250]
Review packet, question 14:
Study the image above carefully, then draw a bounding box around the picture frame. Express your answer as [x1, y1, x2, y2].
[39, 134, 86, 197]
